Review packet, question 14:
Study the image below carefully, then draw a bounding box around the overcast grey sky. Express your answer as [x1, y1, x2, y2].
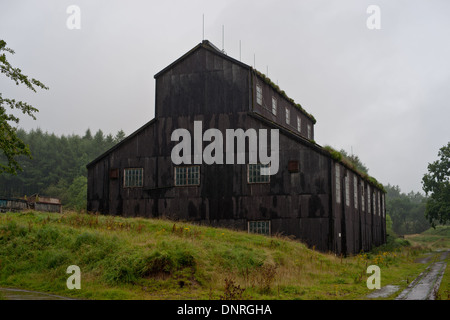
[1, 0, 449, 194]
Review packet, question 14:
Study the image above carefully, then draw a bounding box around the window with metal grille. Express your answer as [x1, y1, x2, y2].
[175, 166, 200, 186]
[124, 168, 143, 188]
[248, 163, 270, 183]
[272, 96, 277, 115]
[248, 220, 270, 235]
[256, 84, 262, 105]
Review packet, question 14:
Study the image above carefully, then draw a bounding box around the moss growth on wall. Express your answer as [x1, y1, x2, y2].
[253, 70, 317, 124]
[323, 145, 385, 193]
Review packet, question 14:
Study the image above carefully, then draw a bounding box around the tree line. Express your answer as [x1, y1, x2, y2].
[384, 184, 430, 235]
[0, 128, 125, 210]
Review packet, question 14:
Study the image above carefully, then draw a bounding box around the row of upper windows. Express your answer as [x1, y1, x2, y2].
[256, 84, 312, 139]
[122, 164, 270, 188]
[335, 164, 385, 217]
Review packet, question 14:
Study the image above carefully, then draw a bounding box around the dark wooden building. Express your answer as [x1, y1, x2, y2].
[87, 40, 386, 255]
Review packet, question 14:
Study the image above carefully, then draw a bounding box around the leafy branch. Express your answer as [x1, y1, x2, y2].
[0, 39, 48, 174]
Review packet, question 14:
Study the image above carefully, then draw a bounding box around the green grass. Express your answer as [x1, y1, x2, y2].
[0, 210, 444, 300]
[405, 226, 450, 249]
[436, 253, 450, 300]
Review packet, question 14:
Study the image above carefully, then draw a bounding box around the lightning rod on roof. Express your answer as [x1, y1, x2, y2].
[222, 25, 225, 54]
[202, 14, 205, 40]
[239, 40, 241, 61]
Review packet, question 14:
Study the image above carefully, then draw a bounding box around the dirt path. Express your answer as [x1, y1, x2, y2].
[395, 249, 448, 300]
[0, 287, 76, 300]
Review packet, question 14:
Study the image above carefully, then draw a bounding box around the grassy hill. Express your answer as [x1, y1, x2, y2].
[405, 226, 450, 249]
[0, 210, 444, 300]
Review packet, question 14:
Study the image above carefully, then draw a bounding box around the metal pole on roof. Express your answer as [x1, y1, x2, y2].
[202, 14, 205, 40]
[222, 25, 224, 52]
[239, 40, 241, 61]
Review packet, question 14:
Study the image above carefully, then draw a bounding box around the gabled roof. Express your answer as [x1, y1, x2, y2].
[86, 119, 156, 168]
[153, 40, 251, 79]
[153, 40, 316, 124]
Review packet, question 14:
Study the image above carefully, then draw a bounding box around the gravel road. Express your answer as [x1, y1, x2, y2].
[395, 249, 448, 300]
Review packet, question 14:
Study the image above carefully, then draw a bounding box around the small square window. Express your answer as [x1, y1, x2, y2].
[124, 168, 143, 188]
[248, 220, 270, 235]
[285, 108, 290, 125]
[288, 160, 299, 173]
[175, 166, 200, 186]
[109, 168, 119, 179]
[256, 84, 262, 105]
[272, 97, 277, 115]
[248, 163, 270, 183]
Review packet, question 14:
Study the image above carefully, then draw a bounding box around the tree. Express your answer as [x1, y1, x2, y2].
[114, 129, 126, 143]
[66, 176, 87, 212]
[0, 39, 48, 174]
[339, 149, 369, 174]
[422, 142, 450, 227]
[385, 184, 430, 234]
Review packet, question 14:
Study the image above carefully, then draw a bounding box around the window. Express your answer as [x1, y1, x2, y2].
[109, 168, 119, 179]
[354, 176, 358, 209]
[345, 176, 350, 206]
[361, 185, 365, 212]
[248, 163, 270, 183]
[285, 108, 290, 124]
[373, 192, 376, 215]
[248, 220, 270, 235]
[175, 166, 200, 186]
[124, 168, 143, 188]
[297, 116, 301, 132]
[256, 84, 262, 105]
[288, 160, 299, 173]
[367, 186, 371, 213]
[272, 97, 277, 115]
[335, 164, 341, 203]
[307, 124, 312, 139]
[381, 194, 385, 217]
[377, 192, 381, 216]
